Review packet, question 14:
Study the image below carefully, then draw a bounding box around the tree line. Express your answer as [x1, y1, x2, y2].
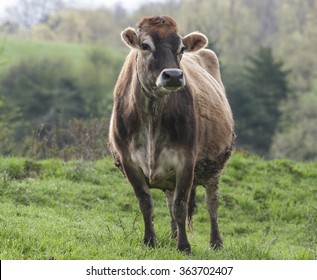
[0, 0, 316, 161]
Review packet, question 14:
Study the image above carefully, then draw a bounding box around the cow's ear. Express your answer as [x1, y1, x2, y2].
[182, 32, 208, 52]
[121, 27, 138, 49]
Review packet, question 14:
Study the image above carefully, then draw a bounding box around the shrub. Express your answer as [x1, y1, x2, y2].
[30, 116, 110, 160]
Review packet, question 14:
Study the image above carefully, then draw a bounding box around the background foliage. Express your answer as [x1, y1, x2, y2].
[1, 0, 317, 160]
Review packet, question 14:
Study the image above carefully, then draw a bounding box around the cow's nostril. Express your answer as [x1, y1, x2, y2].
[162, 71, 171, 81]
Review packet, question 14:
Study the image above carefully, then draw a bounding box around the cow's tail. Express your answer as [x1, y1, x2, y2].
[187, 186, 197, 229]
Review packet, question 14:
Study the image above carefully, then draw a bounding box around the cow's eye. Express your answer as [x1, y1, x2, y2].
[180, 46, 185, 54]
[141, 43, 151, 51]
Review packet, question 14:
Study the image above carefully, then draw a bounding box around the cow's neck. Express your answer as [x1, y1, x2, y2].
[149, 97, 161, 115]
[133, 89, 168, 183]
[135, 88, 165, 118]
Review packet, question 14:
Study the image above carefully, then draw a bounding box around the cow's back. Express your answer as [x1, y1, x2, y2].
[180, 49, 234, 160]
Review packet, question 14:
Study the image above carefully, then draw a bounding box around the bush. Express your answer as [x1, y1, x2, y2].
[30, 116, 110, 160]
[270, 91, 317, 161]
[0, 57, 89, 147]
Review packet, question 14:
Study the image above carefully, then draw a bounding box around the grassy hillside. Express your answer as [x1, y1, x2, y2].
[0, 152, 316, 260]
[0, 36, 89, 72]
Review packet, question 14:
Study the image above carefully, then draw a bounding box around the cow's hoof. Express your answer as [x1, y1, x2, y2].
[177, 244, 192, 255]
[144, 236, 157, 248]
[210, 240, 223, 250]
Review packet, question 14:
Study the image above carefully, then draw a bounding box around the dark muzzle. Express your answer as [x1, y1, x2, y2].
[156, 68, 185, 90]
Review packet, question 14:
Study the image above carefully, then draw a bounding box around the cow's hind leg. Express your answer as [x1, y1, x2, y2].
[205, 176, 223, 249]
[204, 142, 234, 249]
[165, 190, 177, 239]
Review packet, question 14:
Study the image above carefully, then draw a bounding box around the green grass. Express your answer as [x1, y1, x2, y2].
[0, 36, 89, 73]
[0, 152, 316, 259]
[0, 36, 126, 79]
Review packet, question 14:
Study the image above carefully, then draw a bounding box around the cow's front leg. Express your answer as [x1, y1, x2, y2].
[123, 161, 156, 247]
[173, 161, 195, 253]
[137, 188, 156, 247]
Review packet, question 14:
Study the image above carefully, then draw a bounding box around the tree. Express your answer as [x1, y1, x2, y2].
[229, 47, 290, 155]
[0, 58, 86, 145]
[5, 0, 65, 28]
[0, 44, 125, 156]
[270, 89, 317, 161]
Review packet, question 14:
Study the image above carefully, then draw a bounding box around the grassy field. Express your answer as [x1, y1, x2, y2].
[0, 152, 316, 260]
[0, 36, 89, 72]
[0, 36, 125, 78]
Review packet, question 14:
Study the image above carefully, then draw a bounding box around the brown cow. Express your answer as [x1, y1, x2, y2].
[109, 16, 234, 254]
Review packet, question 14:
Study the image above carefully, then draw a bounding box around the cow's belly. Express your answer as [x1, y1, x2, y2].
[130, 145, 183, 190]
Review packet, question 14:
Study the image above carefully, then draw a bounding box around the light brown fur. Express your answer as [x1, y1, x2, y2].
[180, 49, 234, 159]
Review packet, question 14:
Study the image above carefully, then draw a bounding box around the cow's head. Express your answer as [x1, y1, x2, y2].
[121, 16, 208, 98]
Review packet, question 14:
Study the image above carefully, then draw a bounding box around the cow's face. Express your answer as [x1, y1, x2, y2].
[121, 16, 208, 98]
